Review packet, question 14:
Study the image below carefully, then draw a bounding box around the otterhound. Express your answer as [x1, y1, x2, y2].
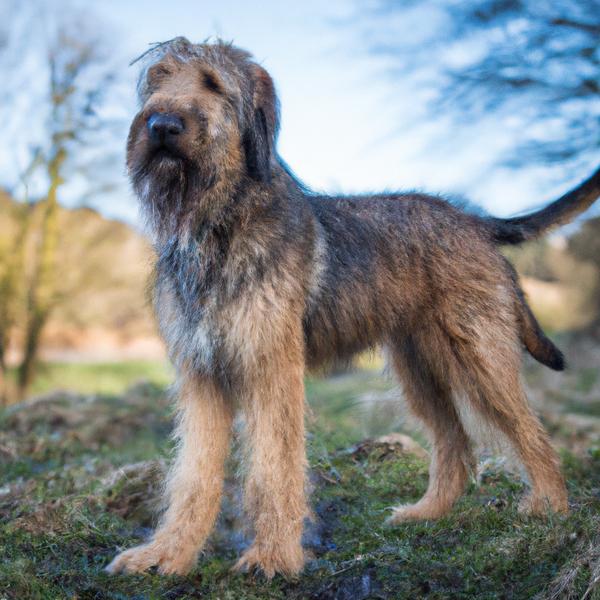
[107, 37, 600, 578]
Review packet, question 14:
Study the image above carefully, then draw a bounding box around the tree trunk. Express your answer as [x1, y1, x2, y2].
[17, 311, 45, 396]
[17, 148, 64, 399]
[0, 202, 31, 405]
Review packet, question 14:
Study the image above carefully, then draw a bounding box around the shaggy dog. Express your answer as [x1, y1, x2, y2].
[106, 37, 600, 578]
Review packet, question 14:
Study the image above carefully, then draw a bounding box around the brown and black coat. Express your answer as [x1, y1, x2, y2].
[106, 38, 600, 578]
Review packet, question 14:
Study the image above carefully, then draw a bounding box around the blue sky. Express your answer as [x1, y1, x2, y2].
[1, 0, 597, 225]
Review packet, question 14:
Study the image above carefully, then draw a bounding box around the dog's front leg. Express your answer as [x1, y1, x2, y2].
[107, 373, 232, 575]
[234, 324, 308, 579]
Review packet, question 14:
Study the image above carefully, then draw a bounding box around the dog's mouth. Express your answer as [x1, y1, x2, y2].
[148, 145, 186, 165]
[133, 145, 190, 179]
[129, 144, 189, 188]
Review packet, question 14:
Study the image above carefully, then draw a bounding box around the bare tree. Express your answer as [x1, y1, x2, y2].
[357, 0, 599, 172]
[0, 4, 123, 400]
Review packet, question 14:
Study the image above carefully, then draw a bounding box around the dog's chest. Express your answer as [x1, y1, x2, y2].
[153, 237, 223, 371]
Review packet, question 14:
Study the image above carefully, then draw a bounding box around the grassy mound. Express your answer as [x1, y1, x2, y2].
[0, 378, 599, 599]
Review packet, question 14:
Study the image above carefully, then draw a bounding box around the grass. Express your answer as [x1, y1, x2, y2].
[0, 364, 599, 598]
[7, 360, 174, 397]
[575, 367, 600, 395]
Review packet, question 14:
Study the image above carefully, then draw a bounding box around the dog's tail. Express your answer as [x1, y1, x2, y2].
[515, 289, 565, 371]
[486, 166, 600, 245]
[488, 168, 599, 369]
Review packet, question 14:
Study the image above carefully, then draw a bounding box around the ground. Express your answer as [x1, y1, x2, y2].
[0, 354, 599, 599]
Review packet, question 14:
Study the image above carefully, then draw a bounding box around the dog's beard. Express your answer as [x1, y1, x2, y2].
[131, 147, 211, 242]
[131, 145, 222, 244]
[134, 157, 186, 238]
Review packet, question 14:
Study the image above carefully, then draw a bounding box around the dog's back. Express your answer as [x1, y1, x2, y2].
[302, 188, 565, 372]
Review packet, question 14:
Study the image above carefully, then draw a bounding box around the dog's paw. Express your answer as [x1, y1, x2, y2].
[105, 540, 197, 576]
[233, 543, 304, 579]
[385, 501, 447, 524]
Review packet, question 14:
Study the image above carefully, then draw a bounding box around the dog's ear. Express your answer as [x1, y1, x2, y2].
[243, 65, 279, 183]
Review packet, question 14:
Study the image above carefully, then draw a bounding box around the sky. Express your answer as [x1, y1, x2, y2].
[1, 0, 598, 226]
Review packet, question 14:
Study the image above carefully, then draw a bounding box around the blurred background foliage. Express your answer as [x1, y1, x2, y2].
[358, 0, 599, 171]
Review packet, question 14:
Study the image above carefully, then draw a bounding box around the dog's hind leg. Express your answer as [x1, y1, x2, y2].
[387, 330, 475, 523]
[106, 373, 232, 575]
[457, 332, 568, 515]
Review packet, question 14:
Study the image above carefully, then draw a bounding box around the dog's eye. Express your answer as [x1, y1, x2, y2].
[203, 71, 223, 94]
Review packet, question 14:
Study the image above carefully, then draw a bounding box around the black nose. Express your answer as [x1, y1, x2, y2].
[147, 113, 184, 143]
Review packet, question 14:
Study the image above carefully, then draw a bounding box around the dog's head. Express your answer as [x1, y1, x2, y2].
[128, 38, 280, 231]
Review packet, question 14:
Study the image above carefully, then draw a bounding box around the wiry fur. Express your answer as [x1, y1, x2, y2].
[106, 37, 600, 579]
